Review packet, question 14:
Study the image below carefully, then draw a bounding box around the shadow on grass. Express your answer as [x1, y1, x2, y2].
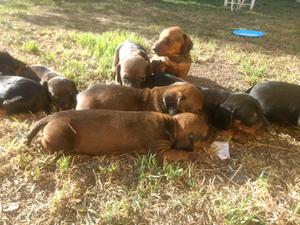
[6, 0, 300, 55]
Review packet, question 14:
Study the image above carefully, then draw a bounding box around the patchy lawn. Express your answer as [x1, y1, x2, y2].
[0, 0, 300, 224]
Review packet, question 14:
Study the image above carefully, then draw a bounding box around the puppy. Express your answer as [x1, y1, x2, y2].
[202, 87, 270, 142]
[29, 65, 78, 111]
[26, 110, 214, 161]
[151, 26, 193, 80]
[247, 81, 300, 126]
[76, 83, 204, 116]
[113, 40, 152, 88]
[0, 51, 39, 81]
[145, 73, 185, 89]
[0, 76, 50, 115]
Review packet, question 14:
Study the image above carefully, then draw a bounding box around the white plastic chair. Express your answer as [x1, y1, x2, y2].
[224, 0, 256, 11]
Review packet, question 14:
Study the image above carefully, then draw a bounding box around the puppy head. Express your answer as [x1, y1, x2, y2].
[152, 26, 193, 57]
[150, 56, 168, 75]
[173, 113, 214, 151]
[45, 77, 78, 110]
[162, 83, 204, 116]
[117, 56, 151, 88]
[214, 93, 269, 135]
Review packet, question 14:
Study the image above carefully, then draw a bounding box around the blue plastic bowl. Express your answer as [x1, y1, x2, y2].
[233, 29, 265, 38]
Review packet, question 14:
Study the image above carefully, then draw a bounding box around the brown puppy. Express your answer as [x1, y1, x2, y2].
[151, 26, 193, 80]
[0, 51, 39, 81]
[76, 83, 204, 116]
[26, 110, 214, 161]
[29, 65, 78, 110]
[113, 40, 152, 88]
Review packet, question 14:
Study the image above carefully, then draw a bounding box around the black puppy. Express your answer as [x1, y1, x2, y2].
[143, 73, 269, 140]
[248, 81, 300, 126]
[0, 51, 39, 81]
[0, 76, 50, 115]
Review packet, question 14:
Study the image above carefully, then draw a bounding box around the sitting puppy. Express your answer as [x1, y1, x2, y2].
[113, 40, 152, 88]
[151, 26, 193, 80]
[247, 81, 300, 126]
[76, 83, 204, 116]
[0, 76, 50, 115]
[0, 51, 39, 81]
[29, 65, 78, 111]
[26, 110, 214, 161]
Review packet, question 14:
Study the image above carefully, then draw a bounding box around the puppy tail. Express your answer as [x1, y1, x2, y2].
[25, 117, 50, 145]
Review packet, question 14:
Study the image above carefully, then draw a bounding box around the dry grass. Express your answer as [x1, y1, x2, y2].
[1, 0, 300, 224]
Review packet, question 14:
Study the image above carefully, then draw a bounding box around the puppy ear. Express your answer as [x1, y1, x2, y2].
[115, 64, 122, 85]
[181, 33, 193, 54]
[162, 92, 184, 116]
[213, 106, 235, 130]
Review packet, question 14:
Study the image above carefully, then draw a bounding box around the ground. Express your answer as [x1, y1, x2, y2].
[0, 0, 300, 224]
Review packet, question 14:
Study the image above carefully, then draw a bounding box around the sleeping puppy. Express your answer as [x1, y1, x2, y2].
[0, 51, 39, 81]
[145, 73, 185, 89]
[26, 110, 214, 161]
[113, 40, 152, 88]
[76, 83, 204, 116]
[29, 65, 78, 111]
[0, 76, 50, 115]
[151, 26, 193, 80]
[247, 81, 300, 126]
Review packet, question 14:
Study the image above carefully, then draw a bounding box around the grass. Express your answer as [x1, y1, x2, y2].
[0, 0, 300, 224]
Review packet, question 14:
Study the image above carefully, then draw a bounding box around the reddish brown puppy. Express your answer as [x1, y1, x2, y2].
[26, 110, 214, 162]
[151, 26, 193, 80]
[113, 40, 152, 88]
[76, 83, 204, 116]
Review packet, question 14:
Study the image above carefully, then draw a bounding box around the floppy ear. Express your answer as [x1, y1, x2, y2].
[115, 64, 122, 85]
[181, 33, 193, 54]
[213, 106, 235, 130]
[162, 91, 184, 116]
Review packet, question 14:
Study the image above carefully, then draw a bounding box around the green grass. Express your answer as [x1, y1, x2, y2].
[0, 0, 300, 224]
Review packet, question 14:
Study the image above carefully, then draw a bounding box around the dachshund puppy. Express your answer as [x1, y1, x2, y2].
[113, 40, 151, 88]
[29, 65, 78, 111]
[0, 51, 39, 81]
[151, 26, 193, 80]
[26, 110, 214, 161]
[0, 76, 50, 115]
[145, 73, 185, 89]
[248, 81, 300, 126]
[202, 87, 270, 142]
[76, 83, 204, 116]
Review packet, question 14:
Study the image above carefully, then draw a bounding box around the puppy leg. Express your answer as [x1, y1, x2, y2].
[157, 149, 200, 162]
[41, 121, 76, 154]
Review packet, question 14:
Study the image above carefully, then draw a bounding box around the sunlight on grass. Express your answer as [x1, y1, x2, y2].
[23, 40, 40, 54]
[69, 30, 147, 79]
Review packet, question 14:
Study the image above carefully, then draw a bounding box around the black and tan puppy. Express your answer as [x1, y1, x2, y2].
[145, 73, 185, 89]
[26, 110, 214, 161]
[29, 65, 78, 110]
[248, 81, 300, 126]
[76, 83, 204, 116]
[0, 76, 50, 115]
[113, 40, 152, 88]
[201, 87, 269, 142]
[0, 51, 39, 81]
[151, 26, 193, 80]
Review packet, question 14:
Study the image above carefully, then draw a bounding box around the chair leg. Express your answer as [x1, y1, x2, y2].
[250, 0, 255, 10]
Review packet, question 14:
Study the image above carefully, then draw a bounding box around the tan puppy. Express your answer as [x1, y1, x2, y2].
[151, 26, 193, 80]
[113, 40, 152, 88]
[76, 83, 204, 116]
[29, 65, 78, 110]
[26, 110, 214, 161]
